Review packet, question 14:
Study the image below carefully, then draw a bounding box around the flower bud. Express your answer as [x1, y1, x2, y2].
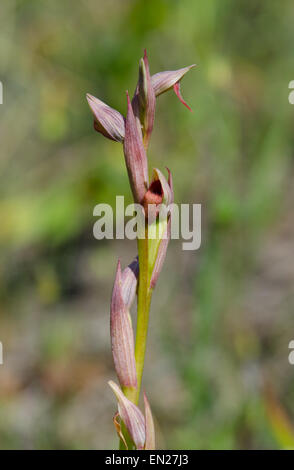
[121, 257, 139, 309]
[86, 93, 125, 142]
[151, 64, 195, 110]
[109, 381, 145, 450]
[132, 50, 156, 149]
[110, 260, 137, 388]
[123, 91, 149, 203]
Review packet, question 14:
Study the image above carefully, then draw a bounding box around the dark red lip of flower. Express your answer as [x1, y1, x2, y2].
[142, 168, 173, 219]
[142, 182, 163, 215]
[145, 179, 163, 201]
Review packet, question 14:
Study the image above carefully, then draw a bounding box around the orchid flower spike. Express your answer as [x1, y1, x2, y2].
[87, 52, 195, 451]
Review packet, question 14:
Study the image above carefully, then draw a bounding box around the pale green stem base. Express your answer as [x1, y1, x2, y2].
[119, 229, 153, 449]
[123, 230, 152, 405]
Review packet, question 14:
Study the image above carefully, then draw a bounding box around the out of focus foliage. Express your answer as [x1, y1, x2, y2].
[0, 0, 294, 449]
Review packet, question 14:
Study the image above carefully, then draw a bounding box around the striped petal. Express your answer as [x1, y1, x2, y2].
[110, 261, 137, 388]
[109, 381, 146, 450]
[86, 93, 125, 142]
[151, 65, 196, 96]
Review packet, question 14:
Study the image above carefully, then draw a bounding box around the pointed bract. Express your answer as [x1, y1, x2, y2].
[109, 381, 146, 450]
[110, 261, 137, 388]
[144, 392, 156, 450]
[86, 94, 125, 142]
[132, 50, 156, 149]
[123, 92, 149, 203]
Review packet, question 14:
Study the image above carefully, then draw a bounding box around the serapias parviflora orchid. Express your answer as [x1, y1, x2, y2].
[87, 51, 195, 450]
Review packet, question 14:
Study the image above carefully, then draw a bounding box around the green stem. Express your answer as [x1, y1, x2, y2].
[123, 229, 152, 406]
[134, 229, 152, 405]
[119, 226, 154, 449]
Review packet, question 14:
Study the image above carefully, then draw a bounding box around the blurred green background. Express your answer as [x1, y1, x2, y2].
[1, 0, 294, 449]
